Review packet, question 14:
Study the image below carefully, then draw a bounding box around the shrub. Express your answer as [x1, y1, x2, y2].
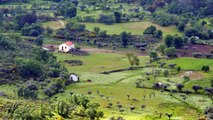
[99, 14, 115, 25]
[15, 58, 44, 79]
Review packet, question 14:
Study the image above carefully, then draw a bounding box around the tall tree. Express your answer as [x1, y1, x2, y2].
[114, 11, 122, 23]
[165, 35, 174, 47]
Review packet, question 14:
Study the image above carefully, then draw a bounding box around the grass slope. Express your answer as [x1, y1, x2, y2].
[83, 21, 181, 36]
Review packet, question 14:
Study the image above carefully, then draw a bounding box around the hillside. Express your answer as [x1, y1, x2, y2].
[0, 0, 212, 120]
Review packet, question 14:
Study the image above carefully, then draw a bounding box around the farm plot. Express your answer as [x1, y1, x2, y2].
[53, 51, 212, 119]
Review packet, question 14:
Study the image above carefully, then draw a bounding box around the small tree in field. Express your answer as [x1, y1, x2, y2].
[192, 85, 202, 93]
[202, 65, 210, 72]
[93, 27, 100, 34]
[149, 51, 158, 60]
[126, 53, 140, 68]
[164, 70, 169, 77]
[177, 66, 181, 73]
[176, 84, 184, 91]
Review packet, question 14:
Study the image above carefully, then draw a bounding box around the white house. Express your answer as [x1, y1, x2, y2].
[59, 41, 75, 52]
[69, 74, 79, 82]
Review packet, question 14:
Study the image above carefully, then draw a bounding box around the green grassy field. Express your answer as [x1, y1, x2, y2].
[42, 20, 181, 36]
[52, 52, 212, 120]
[54, 52, 149, 74]
[164, 57, 213, 71]
[43, 21, 67, 30]
[0, 51, 212, 119]
[83, 22, 182, 36]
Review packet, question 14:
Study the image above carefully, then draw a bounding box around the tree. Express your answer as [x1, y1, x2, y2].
[201, 21, 207, 26]
[46, 27, 53, 34]
[99, 14, 115, 25]
[35, 35, 43, 46]
[163, 70, 169, 77]
[176, 84, 184, 91]
[192, 85, 202, 93]
[15, 12, 37, 29]
[165, 35, 174, 47]
[184, 28, 199, 37]
[15, 58, 44, 79]
[155, 30, 163, 38]
[21, 23, 44, 37]
[120, 31, 128, 47]
[93, 27, 100, 34]
[149, 51, 158, 60]
[178, 23, 185, 32]
[143, 25, 157, 35]
[174, 36, 184, 48]
[177, 66, 181, 73]
[114, 11, 122, 23]
[126, 53, 135, 68]
[164, 47, 176, 56]
[65, 7, 77, 18]
[126, 53, 140, 68]
[99, 30, 107, 38]
[202, 65, 210, 72]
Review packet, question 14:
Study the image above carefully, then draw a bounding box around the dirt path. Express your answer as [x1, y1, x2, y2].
[58, 20, 65, 27]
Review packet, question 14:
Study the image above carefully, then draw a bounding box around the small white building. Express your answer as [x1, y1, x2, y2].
[59, 41, 75, 52]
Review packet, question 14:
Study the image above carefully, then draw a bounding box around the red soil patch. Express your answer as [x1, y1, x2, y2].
[176, 44, 213, 57]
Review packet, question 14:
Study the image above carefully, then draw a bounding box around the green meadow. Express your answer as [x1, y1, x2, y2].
[52, 52, 212, 119]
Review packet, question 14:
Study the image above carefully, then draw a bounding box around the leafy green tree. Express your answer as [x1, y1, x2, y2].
[133, 56, 140, 66]
[155, 30, 163, 38]
[65, 7, 77, 18]
[174, 36, 183, 48]
[165, 35, 174, 47]
[99, 30, 107, 38]
[126, 53, 135, 67]
[158, 44, 166, 55]
[164, 47, 176, 56]
[120, 31, 128, 47]
[99, 14, 115, 25]
[202, 65, 210, 72]
[114, 11, 122, 23]
[149, 51, 158, 60]
[35, 35, 43, 46]
[0, 35, 15, 50]
[143, 25, 157, 35]
[46, 27, 53, 34]
[126, 53, 140, 67]
[21, 23, 44, 37]
[93, 27, 100, 34]
[164, 70, 169, 77]
[177, 66, 181, 73]
[178, 23, 185, 32]
[176, 84, 184, 91]
[15, 12, 37, 29]
[16, 58, 44, 79]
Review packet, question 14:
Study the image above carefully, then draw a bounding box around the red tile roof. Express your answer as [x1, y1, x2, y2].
[64, 41, 73, 46]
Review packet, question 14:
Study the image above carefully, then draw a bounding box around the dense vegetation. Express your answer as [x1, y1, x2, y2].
[0, 0, 212, 120]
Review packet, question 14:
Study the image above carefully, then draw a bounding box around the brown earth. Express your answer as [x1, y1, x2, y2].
[177, 44, 213, 57]
[179, 71, 204, 80]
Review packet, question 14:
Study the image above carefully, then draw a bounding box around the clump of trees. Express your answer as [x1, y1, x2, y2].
[99, 14, 115, 25]
[4, 94, 104, 120]
[21, 23, 44, 37]
[165, 35, 184, 49]
[143, 25, 163, 38]
[120, 31, 131, 47]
